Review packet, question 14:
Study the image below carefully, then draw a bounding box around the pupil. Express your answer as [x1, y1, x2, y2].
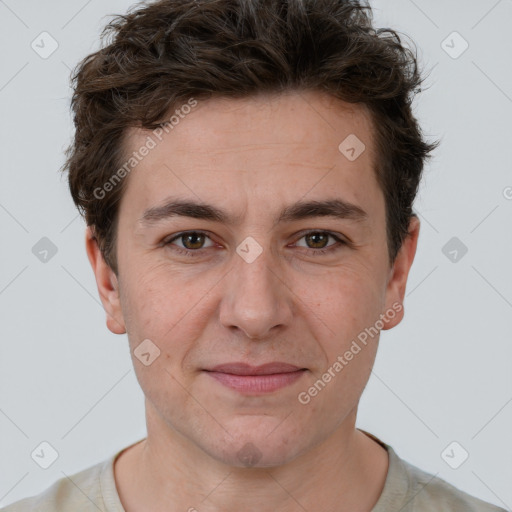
[307, 233, 328, 248]
[184, 233, 204, 249]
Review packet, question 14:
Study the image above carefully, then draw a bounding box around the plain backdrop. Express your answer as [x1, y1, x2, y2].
[0, 0, 511, 509]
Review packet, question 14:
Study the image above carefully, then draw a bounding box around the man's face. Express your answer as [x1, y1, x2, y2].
[88, 90, 417, 467]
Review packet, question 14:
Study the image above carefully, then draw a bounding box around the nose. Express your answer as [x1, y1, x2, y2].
[218, 244, 293, 339]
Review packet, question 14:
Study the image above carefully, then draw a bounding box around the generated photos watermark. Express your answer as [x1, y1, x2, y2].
[298, 301, 403, 405]
[93, 97, 198, 200]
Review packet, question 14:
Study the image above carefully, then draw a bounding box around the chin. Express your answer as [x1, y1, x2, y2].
[203, 423, 308, 469]
[217, 444, 302, 469]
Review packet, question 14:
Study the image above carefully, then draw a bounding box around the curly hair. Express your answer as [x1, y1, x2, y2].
[63, 0, 439, 274]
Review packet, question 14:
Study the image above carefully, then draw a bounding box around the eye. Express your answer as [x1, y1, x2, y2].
[163, 230, 347, 258]
[294, 231, 345, 255]
[164, 231, 215, 254]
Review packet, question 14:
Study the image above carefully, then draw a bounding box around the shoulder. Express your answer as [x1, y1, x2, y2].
[360, 429, 508, 512]
[0, 457, 112, 512]
[396, 451, 507, 512]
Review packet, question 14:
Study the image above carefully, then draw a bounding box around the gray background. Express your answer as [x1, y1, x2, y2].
[1, 0, 511, 508]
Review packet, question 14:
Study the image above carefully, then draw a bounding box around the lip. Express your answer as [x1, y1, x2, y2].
[203, 362, 307, 394]
[207, 362, 304, 375]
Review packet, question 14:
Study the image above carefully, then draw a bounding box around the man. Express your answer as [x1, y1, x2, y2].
[2, 0, 506, 510]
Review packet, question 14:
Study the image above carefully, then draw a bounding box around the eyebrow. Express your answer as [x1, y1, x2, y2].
[139, 197, 368, 227]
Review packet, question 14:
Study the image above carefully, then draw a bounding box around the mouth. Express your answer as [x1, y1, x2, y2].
[203, 362, 307, 394]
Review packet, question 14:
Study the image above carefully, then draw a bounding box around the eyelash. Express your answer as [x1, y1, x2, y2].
[163, 230, 347, 258]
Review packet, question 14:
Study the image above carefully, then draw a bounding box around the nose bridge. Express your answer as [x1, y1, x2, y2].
[219, 240, 291, 339]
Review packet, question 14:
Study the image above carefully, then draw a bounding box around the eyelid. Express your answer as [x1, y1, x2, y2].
[164, 231, 216, 248]
[292, 229, 347, 246]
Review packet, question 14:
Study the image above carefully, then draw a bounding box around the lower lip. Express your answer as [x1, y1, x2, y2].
[205, 370, 306, 393]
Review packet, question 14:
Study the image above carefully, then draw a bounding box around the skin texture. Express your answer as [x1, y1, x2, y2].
[86, 90, 420, 512]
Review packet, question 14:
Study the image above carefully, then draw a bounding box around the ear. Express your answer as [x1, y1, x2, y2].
[85, 226, 126, 335]
[381, 215, 420, 330]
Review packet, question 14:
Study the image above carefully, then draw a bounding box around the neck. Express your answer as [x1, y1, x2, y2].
[115, 404, 388, 512]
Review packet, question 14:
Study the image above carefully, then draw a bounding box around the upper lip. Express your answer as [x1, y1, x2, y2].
[205, 362, 305, 375]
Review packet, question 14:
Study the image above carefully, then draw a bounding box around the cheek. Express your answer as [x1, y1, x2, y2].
[300, 266, 384, 387]
[302, 330, 379, 420]
[118, 266, 181, 356]
[299, 265, 384, 335]
[120, 265, 217, 368]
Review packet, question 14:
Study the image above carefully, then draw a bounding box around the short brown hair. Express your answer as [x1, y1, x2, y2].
[63, 0, 439, 274]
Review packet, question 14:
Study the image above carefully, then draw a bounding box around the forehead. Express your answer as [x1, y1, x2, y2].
[118, 90, 381, 222]
[124, 90, 376, 161]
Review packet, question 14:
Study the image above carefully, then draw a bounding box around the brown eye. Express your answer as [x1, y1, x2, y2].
[181, 232, 206, 250]
[304, 232, 330, 249]
[294, 231, 346, 256]
[165, 231, 214, 252]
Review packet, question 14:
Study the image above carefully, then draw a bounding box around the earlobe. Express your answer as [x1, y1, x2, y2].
[381, 216, 420, 331]
[85, 226, 127, 335]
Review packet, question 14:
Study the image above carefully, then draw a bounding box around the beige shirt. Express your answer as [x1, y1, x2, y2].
[1, 433, 506, 512]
